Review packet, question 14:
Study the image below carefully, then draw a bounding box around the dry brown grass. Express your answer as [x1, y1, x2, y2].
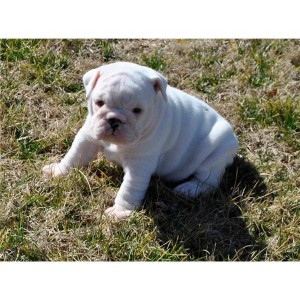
[0, 39, 299, 261]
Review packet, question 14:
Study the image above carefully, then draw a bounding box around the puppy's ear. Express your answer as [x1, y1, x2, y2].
[150, 72, 168, 101]
[82, 68, 101, 100]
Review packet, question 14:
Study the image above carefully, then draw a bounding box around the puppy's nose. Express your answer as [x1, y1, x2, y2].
[108, 118, 122, 132]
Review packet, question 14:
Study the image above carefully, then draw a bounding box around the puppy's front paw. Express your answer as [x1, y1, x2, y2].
[42, 163, 68, 178]
[104, 205, 133, 221]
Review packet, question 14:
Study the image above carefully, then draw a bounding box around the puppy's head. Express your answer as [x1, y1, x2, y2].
[83, 62, 168, 145]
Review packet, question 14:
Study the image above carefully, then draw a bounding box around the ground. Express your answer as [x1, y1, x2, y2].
[0, 39, 299, 261]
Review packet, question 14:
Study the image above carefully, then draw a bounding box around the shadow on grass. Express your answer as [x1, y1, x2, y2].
[144, 156, 269, 261]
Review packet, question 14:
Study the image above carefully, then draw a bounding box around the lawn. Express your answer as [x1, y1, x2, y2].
[0, 39, 299, 261]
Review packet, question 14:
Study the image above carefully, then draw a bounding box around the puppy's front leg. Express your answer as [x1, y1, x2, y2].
[104, 161, 155, 220]
[43, 122, 102, 177]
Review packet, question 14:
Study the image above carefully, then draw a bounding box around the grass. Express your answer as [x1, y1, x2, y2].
[0, 39, 299, 261]
[238, 97, 299, 150]
[141, 50, 167, 71]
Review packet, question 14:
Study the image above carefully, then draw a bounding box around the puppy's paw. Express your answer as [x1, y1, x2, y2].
[174, 181, 200, 198]
[104, 205, 133, 221]
[174, 180, 213, 198]
[42, 163, 68, 178]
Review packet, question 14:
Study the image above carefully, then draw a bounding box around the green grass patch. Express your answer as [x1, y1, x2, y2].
[238, 97, 300, 149]
[0, 39, 40, 62]
[194, 69, 236, 96]
[239, 97, 299, 130]
[247, 41, 275, 87]
[18, 138, 48, 160]
[101, 40, 115, 62]
[189, 45, 222, 67]
[141, 51, 167, 71]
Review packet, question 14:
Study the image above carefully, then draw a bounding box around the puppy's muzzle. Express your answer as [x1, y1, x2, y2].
[108, 118, 122, 132]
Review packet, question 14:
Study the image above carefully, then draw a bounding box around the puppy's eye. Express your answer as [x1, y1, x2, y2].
[132, 107, 142, 114]
[95, 100, 105, 107]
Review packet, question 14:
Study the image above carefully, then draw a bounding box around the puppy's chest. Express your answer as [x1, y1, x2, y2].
[102, 144, 123, 165]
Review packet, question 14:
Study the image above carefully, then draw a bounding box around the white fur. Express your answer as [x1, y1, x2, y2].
[43, 62, 239, 219]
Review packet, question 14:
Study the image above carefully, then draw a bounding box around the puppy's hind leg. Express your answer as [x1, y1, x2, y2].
[174, 144, 237, 198]
[175, 136, 238, 198]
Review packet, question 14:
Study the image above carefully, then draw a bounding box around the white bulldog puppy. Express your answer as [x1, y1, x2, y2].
[43, 62, 239, 219]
